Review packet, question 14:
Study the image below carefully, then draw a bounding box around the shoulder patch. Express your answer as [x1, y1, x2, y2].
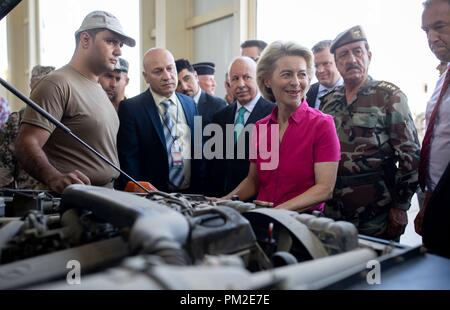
[377, 81, 399, 94]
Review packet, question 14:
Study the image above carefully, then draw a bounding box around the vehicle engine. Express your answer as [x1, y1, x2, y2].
[0, 185, 442, 290]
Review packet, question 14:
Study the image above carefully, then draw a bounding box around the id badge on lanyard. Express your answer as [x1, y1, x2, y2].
[171, 138, 184, 168]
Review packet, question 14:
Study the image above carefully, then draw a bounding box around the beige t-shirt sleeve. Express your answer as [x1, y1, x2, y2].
[23, 77, 68, 133]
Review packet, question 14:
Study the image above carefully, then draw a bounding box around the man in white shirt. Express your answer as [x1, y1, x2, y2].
[415, 0, 450, 258]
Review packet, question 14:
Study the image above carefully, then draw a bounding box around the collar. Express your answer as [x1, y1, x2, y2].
[149, 88, 178, 106]
[318, 77, 344, 94]
[237, 93, 261, 114]
[269, 99, 308, 124]
[193, 88, 202, 104]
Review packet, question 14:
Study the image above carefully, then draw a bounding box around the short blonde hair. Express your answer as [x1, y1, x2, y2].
[257, 41, 314, 102]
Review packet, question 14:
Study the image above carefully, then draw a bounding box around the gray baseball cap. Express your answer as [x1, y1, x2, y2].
[75, 11, 136, 47]
[114, 58, 129, 73]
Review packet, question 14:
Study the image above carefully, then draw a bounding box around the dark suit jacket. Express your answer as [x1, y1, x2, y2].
[206, 97, 275, 197]
[422, 161, 450, 258]
[197, 91, 227, 127]
[306, 82, 319, 109]
[117, 90, 201, 192]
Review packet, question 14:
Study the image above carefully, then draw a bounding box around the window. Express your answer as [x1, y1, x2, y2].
[38, 0, 140, 96]
[257, 0, 438, 115]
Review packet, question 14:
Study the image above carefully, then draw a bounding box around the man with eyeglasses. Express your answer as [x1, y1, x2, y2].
[306, 40, 343, 110]
[320, 25, 420, 241]
[15, 11, 135, 193]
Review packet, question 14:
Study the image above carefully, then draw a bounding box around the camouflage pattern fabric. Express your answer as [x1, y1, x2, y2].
[0, 96, 10, 127]
[320, 79, 420, 238]
[0, 109, 42, 189]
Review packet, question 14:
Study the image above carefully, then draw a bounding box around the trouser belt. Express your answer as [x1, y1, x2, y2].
[336, 172, 384, 188]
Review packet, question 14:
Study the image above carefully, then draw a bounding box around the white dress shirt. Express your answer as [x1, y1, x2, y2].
[150, 89, 191, 189]
[235, 94, 261, 124]
[193, 87, 202, 105]
[426, 63, 450, 191]
[315, 78, 344, 109]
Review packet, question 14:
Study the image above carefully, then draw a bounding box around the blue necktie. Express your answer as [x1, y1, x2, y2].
[161, 100, 184, 189]
[234, 106, 247, 143]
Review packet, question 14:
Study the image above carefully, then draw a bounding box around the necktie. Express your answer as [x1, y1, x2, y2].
[161, 100, 184, 189]
[418, 69, 450, 191]
[234, 106, 247, 143]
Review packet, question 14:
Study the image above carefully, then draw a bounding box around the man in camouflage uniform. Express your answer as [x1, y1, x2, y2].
[321, 25, 420, 240]
[0, 65, 54, 189]
[0, 109, 41, 189]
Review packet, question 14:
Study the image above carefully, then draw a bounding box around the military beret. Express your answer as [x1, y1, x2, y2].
[114, 57, 129, 73]
[193, 62, 215, 75]
[330, 25, 367, 54]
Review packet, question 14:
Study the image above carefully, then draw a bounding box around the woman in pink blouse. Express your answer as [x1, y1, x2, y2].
[224, 41, 341, 212]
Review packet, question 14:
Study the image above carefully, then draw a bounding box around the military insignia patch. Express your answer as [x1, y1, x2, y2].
[377, 81, 399, 93]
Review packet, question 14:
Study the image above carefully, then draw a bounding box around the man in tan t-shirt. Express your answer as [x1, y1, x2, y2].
[15, 11, 135, 193]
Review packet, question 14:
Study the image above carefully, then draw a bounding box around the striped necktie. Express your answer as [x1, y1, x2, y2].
[161, 99, 184, 189]
[234, 106, 247, 143]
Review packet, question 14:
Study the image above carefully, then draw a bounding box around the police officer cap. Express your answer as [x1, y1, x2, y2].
[114, 58, 129, 73]
[330, 25, 367, 54]
[193, 62, 215, 75]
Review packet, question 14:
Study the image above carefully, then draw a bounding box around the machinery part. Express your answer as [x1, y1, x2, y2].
[0, 236, 128, 289]
[31, 246, 450, 290]
[61, 185, 190, 265]
[0, 189, 60, 217]
[0, 0, 21, 20]
[217, 200, 256, 213]
[292, 213, 359, 255]
[34, 248, 377, 290]
[271, 251, 298, 267]
[326, 246, 450, 290]
[0, 197, 7, 217]
[243, 208, 329, 261]
[252, 248, 378, 290]
[0, 220, 24, 253]
[187, 206, 258, 261]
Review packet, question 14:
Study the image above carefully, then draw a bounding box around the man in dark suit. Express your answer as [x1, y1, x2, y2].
[206, 57, 275, 198]
[422, 161, 450, 258]
[117, 48, 200, 193]
[306, 40, 342, 109]
[175, 58, 226, 127]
